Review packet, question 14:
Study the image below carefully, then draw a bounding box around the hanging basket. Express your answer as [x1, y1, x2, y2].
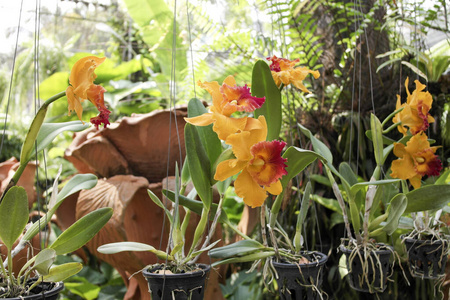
[2, 281, 64, 300]
[340, 244, 392, 293]
[402, 235, 449, 279]
[142, 264, 210, 300]
[272, 251, 328, 300]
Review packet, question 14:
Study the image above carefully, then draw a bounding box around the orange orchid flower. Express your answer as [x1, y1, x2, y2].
[214, 116, 287, 208]
[185, 76, 265, 140]
[267, 56, 320, 93]
[66, 56, 111, 129]
[391, 132, 442, 189]
[393, 77, 434, 135]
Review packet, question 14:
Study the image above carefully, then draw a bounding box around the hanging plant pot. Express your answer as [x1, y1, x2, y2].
[142, 264, 210, 300]
[1, 281, 64, 300]
[272, 251, 328, 300]
[402, 235, 449, 279]
[340, 245, 392, 293]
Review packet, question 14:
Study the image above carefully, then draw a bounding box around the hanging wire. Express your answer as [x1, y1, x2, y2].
[33, 0, 48, 253]
[186, 0, 196, 98]
[349, 0, 358, 169]
[0, 0, 24, 159]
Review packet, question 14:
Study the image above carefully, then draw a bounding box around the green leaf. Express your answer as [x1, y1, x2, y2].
[370, 114, 384, 166]
[185, 124, 213, 208]
[271, 146, 325, 225]
[311, 194, 342, 213]
[163, 190, 230, 224]
[190, 240, 221, 258]
[435, 169, 450, 185]
[349, 199, 361, 234]
[209, 240, 266, 259]
[0, 187, 29, 250]
[350, 179, 400, 197]
[20, 107, 48, 163]
[365, 130, 396, 145]
[50, 207, 112, 255]
[294, 182, 311, 251]
[402, 61, 428, 82]
[147, 189, 173, 224]
[42, 262, 83, 282]
[39, 72, 69, 101]
[33, 248, 56, 275]
[376, 57, 402, 73]
[404, 185, 450, 213]
[34, 121, 89, 156]
[280, 147, 326, 189]
[382, 194, 407, 235]
[57, 174, 98, 204]
[298, 123, 333, 163]
[187, 98, 222, 172]
[339, 162, 358, 186]
[122, 0, 186, 75]
[21, 174, 98, 242]
[211, 251, 275, 267]
[252, 60, 282, 141]
[97, 241, 173, 261]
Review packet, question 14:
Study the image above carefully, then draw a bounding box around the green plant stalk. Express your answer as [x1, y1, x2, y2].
[381, 106, 404, 129]
[325, 166, 353, 240]
[17, 255, 37, 282]
[26, 280, 42, 294]
[186, 207, 210, 260]
[269, 193, 283, 228]
[0, 91, 66, 202]
[294, 182, 312, 253]
[7, 249, 13, 285]
[226, 221, 252, 240]
[363, 177, 378, 247]
[190, 194, 225, 264]
[180, 208, 191, 241]
[0, 253, 8, 284]
[383, 122, 402, 134]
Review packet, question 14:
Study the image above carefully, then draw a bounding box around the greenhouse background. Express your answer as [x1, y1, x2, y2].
[0, 0, 449, 299]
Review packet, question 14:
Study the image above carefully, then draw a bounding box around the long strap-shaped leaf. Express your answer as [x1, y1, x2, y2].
[49, 207, 113, 255]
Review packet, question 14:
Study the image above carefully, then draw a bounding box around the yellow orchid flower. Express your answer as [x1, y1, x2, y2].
[267, 56, 320, 93]
[185, 76, 265, 140]
[214, 116, 287, 208]
[391, 132, 442, 189]
[393, 77, 435, 135]
[66, 56, 111, 129]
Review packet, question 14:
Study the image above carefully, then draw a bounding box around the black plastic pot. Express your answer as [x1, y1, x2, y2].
[403, 236, 449, 279]
[272, 251, 328, 300]
[2, 281, 64, 299]
[340, 245, 392, 293]
[142, 264, 210, 300]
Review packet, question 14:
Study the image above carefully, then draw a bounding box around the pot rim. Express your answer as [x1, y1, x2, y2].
[142, 263, 211, 279]
[401, 234, 449, 246]
[272, 251, 328, 268]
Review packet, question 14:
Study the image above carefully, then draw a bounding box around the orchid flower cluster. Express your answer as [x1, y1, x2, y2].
[391, 78, 442, 189]
[185, 76, 288, 208]
[185, 56, 321, 208]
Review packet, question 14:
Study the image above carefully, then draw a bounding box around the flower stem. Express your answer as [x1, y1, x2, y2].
[383, 122, 402, 134]
[381, 107, 404, 129]
[0, 91, 66, 203]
